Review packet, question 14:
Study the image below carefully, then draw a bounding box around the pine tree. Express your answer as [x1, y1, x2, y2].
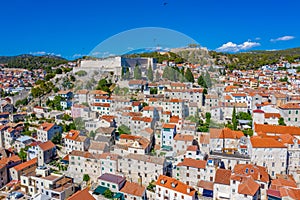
[184, 68, 194, 83]
[232, 107, 238, 130]
[197, 74, 207, 88]
[134, 64, 142, 80]
[147, 65, 154, 82]
[204, 71, 212, 88]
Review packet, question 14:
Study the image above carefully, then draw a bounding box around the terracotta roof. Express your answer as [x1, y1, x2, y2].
[163, 123, 176, 129]
[169, 116, 180, 124]
[120, 181, 145, 197]
[199, 134, 210, 144]
[253, 109, 264, 113]
[39, 141, 55, 151]
[270, 178, 297, 190]
[264, 113, 281, 118]
[67, 188, 95, 200]
[13, 158, 37, 172]
[186, 145, 198, 151]
[177, 158, 206, 169]
[91, 103, 110, 107]
[210, 128, 244, 139]
[39, 122, 55, 131]
[65, 130, 80, 140]
[90, 90, 108, 95]
[255, 123, 300, 136]
[156, 175, 196, 196]
[279, 102, 300, 109]
[197, 180, 214, 190]
[250, 137, 286, 148]
[89, 141, 108, 151]
[279, 187, 300, 199]
[238, 177, 260, 196]
[128, 80, 145, 85]
[214, 169, 231, 185]
[233, 164, 269, 183]
[76, 90, 89, 95]
[232, 93, 247, 97]
[174, 134, 194, 141]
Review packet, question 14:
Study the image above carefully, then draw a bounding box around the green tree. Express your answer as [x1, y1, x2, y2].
[83, 174, 90, 182]
[118, 125, 131, 135]
[150, 88, 158, 94]
[73, 118, 85, 130]
[103, 189, 113, 198]
[278, 117, 286, 126]
[204, 71, 212, 88]
[18, 148, 27, 162]
[134, 64, 142, 80]
[197, 74, 207, 88]
[96, 79, 111, 94]
[184, 68, 194, 83]
[236, 112, 252, 120]
[89, 131, 96, 139]
[205, 112, 211, 124]
[232, 107, 238, 130]
[147, 65, 154, 81]
[51, 133, 62, 145]
[55, 68, 63, 74]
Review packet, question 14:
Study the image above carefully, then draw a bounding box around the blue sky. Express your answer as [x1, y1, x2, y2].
[0, 0, 299, 59]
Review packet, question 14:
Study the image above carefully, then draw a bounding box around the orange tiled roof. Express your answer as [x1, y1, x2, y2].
[238, 177, 260, 196]
[233, 164, 269, 183]
[174, 134, 194, 141]
[13, 158, 37, 172]
[65, 130, 80, 140]
[120, 181, 145, 197]
[187, 145, 198, 151]
[67, 188, 95, 200]
[279, 102, 300, 109]
[39, 122, 55, 131]
[210, 128, 244, 139]
[270, 178, 297, 190]
[254, 124, 300, 136]
[264, 113, 281, 118]
[197, 180, 214, 190]
[39, 141, 55, 151]
[279, 187, 300, 199]
[177, 158, 206, 169]
[250, 137, 286, 148]
[156, 175, 196, 196]
[163, 123, 176, 129]
[215, 169, 231, 185]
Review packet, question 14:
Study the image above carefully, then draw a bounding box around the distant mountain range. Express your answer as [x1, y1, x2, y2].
[1, 47, 300, 70]
[0, 54, 67, 72]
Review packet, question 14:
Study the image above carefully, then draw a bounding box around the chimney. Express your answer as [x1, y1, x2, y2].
[187, 187, 190, 194]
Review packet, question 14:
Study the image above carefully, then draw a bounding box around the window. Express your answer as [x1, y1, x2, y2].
[112, 185, 116, 189]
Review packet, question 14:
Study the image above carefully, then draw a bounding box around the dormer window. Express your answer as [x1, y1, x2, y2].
[160, 179, 165, 184]
[245, 168, 249, 173]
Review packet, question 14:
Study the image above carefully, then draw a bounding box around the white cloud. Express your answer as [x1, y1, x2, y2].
[30, 51, 47, 55]
[30, 51, 61, 57]
[216, 41, 261, 52]
[255, 37, 261, 41]
[72, 54, 84, 58]
[270, 35, 295, 42]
